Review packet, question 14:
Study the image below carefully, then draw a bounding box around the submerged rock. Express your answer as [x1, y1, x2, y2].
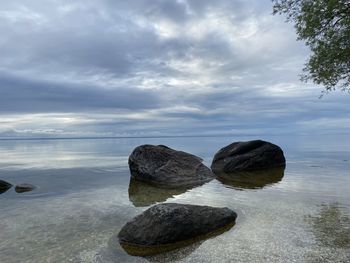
[218, 166, 285, 189]
[0, 179, 12, 194]
[128, 145, 215, 188]
[15, 183, 36, 193]
[211, 140, 285, 173]
[118, 203, 237, 256]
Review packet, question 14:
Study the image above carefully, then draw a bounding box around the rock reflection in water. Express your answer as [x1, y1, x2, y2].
[217, 166, 285, 189]
[307, 203, 350, 249]
[145, 241, 203, 263]
[100, 233, 203, 263]
[128, 179, 192, 207]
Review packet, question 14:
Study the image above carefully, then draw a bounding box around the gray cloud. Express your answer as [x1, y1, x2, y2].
[0, 0, 348, 138]
[0, 72, 161, 113]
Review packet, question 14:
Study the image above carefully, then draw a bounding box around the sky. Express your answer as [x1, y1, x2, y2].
[0, 0, 349, 138]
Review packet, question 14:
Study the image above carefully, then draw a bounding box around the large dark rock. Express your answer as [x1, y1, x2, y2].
[211, 140, 285, 173]
[118, 203, 237, 256]
[15, 183, 36, 193]
[128, 145, 215, 188]
[0, 179, 12, 194]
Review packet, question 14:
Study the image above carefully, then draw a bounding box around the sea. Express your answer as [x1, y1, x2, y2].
[0, 135, 349, 263]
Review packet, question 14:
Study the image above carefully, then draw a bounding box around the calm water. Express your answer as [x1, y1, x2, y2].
[0, 136, 349, 263]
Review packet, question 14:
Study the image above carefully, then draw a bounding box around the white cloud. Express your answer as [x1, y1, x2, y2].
[0, 0, 346, 138]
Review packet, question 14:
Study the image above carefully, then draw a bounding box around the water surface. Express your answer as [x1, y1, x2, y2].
[0, 136, 349, 262]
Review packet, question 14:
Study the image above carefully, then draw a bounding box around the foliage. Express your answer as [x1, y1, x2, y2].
[272, 0, 350, 92]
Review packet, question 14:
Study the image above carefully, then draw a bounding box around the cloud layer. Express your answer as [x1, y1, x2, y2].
[0, 0, 348, 138]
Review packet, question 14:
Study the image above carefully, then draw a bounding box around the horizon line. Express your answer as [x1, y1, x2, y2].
[0, 134, 245, 141]
[0, 133, 341, 141]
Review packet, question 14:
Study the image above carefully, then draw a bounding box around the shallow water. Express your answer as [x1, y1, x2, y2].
[0, 136, 349, 263]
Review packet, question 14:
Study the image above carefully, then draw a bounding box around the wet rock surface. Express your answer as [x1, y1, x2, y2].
[129, 145, 215, 188]
[211, 140, 286, 173]
[118, 203, 237, 256]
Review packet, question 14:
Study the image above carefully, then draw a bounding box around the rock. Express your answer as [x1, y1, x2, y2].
[15, 183, 36, 193]
[0, 179, 12, 194]
[128, 145, 215, 188]
[218, 166, 285, 189]
[211, 140, 285, 173]
[118, 203, 237, 256]
[128, 178, 190, 207]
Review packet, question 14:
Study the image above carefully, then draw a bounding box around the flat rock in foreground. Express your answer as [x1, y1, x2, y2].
[0, 179, 12, 194]
[211, 140, 286, 173]
[118, 203, 237, 256]
[128, 145, 215, 188]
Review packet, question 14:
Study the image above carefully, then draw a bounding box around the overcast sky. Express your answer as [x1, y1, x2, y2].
[0, 0, 349, 138]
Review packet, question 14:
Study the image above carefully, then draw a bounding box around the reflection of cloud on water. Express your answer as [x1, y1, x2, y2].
[0, 139, 129, 170]
[0, 186, 141, 263]
[306, 203, 350, 249]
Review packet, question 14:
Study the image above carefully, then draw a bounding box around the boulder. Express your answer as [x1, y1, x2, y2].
[118, 203, 237, 256]
[128, 145, 215, 188]
[0, 179, 12, 194]
[15, 183, 36, 193]
[211, 140, 285, 173]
